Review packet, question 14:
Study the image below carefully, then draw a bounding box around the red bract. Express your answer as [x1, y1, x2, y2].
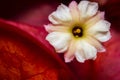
[0, 0, 120, 80]
[94, 30, 120, 80]
[0, 19, 77, 80]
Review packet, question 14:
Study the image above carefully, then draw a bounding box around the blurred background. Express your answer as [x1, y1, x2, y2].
[0, 0, 120, 30]
[0, 0, 79, 26]
[0, 0, 79, 19]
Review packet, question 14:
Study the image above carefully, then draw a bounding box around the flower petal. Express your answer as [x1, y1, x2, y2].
[84, 12, 105, 29]
[87, 20, 111, 42]
[44, 24, 69, 33]
[64, 39, 76, 63]
[88, 20, 111, 32]
[75, 40, 97, 63]
[94, 31, 111, 42]
[78, 1, 98, 18]
[46, 32, 71, 53]
[78, 1, 89, 18]
[75, 48, 85, 63]
[49, 4, 72, 24]
[86, 2, 98, 17]
[85, 36, 106, 52]
[69, 1, 80, 23]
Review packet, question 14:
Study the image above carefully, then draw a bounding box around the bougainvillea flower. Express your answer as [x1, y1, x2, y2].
[45, 1, 111, 63]
[0, 0, 120, 80]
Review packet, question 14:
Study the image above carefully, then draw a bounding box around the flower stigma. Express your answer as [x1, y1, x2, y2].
[44, 1, 111, 63]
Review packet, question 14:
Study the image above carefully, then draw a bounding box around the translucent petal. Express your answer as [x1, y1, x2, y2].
[78, 1, 89, 17]
[94, 31, 111, 42]
[69, 1, 80, 23]
[44, 24, 69, 33]
[87, 20, 111, 42]
[46, 32, 71, 53]
[64, 39, 76, 62]
[84, 12, 105, 29]
[88, 20, 111, 32]
[75, 49, 85, 63]
[64, 56, 74, 63]
[75, 40, 97, 62]
[78, 1, 98, 18]
[49, 4, 72, 24]
[86, 2, 98, 17]
[85, 36, 106, 52]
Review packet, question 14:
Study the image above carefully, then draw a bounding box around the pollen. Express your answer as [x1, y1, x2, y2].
[74, 28, 81, 34]
[72, 26, 83, 37]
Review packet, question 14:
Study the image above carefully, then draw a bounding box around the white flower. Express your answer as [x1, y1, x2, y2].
[44, 1, 111, 63]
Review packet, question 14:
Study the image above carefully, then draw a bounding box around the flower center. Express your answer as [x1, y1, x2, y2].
[72, 26, 83, 38]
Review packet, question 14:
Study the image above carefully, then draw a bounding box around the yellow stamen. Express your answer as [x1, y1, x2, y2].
[74, 28, 81, 34]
